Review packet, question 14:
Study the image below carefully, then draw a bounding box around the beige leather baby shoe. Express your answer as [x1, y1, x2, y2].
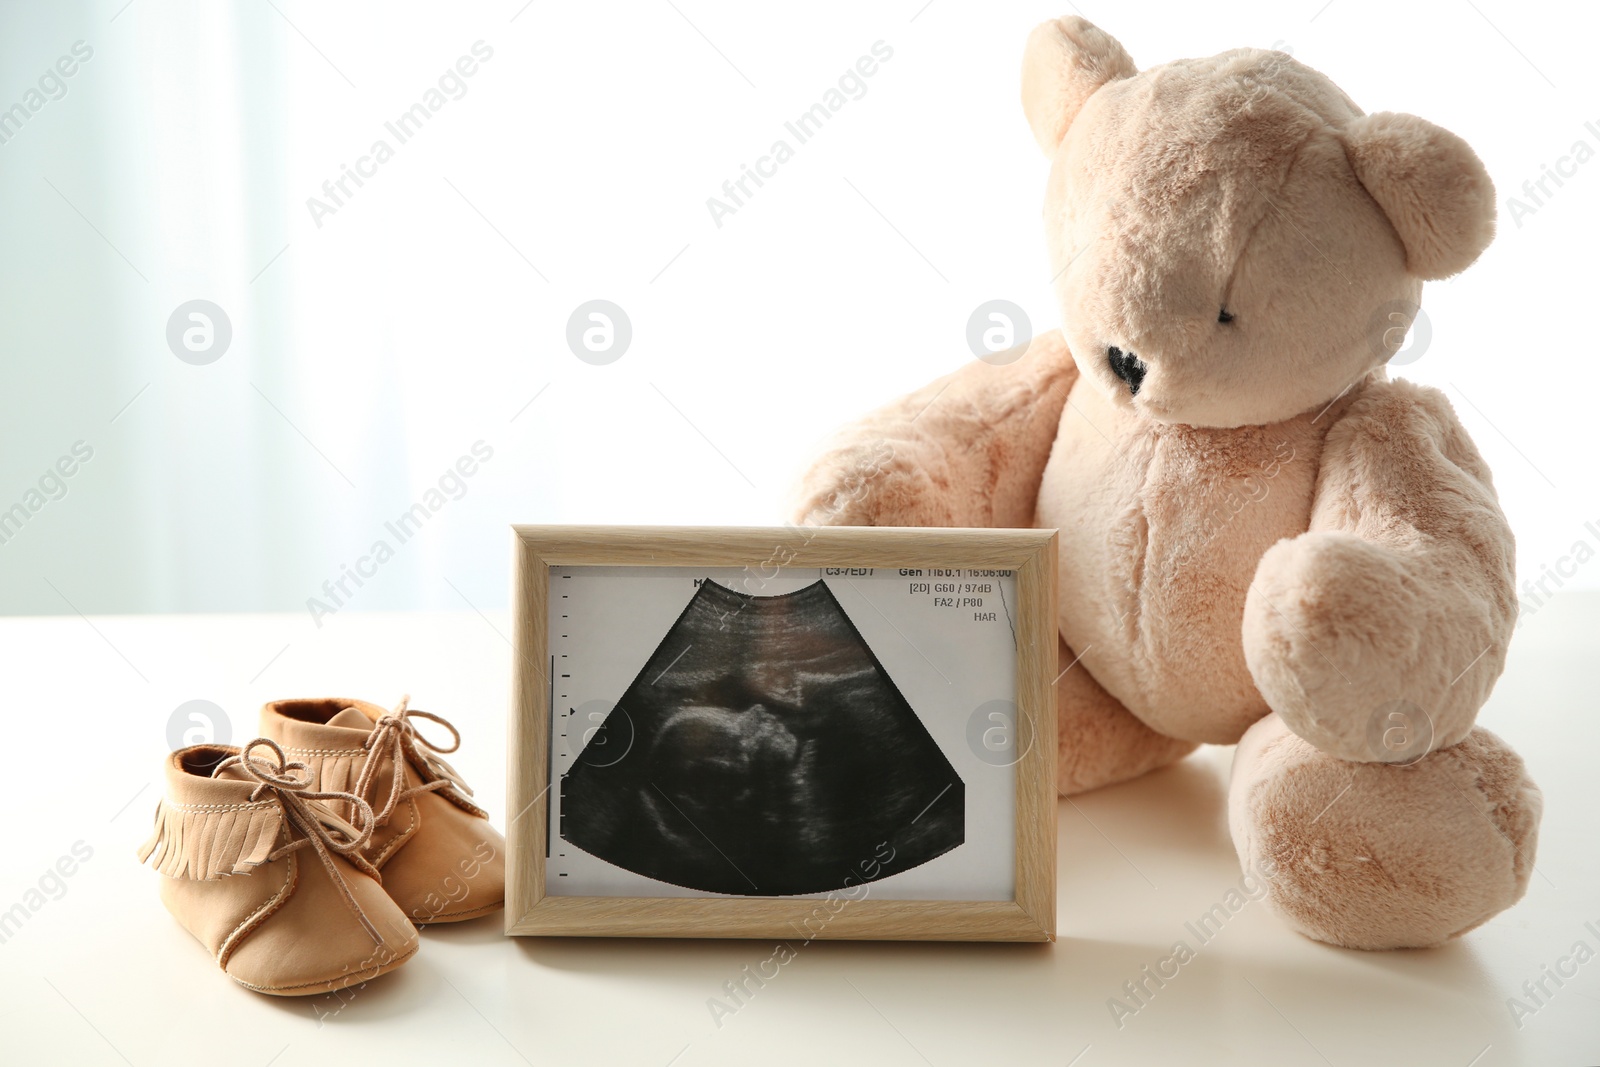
[139, 739, 419, 996]
[260, 696, 506, 923]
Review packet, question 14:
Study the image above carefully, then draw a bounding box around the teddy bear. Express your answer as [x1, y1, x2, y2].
[790, 15, 1541, 951]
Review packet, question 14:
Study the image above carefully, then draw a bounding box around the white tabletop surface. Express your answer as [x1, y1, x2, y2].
[1, 592, 1595, 1067]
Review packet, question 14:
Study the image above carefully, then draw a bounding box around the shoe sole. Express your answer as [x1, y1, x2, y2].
[231, 938, 421, 997]
[415, 898, 505, 925]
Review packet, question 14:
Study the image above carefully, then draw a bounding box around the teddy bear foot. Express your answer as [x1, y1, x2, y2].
[1054, 638, 1197, 795]
[1228, 714, 1541, 950]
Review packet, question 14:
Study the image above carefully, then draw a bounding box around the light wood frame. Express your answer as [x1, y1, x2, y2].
[506, 525, 1057, 941]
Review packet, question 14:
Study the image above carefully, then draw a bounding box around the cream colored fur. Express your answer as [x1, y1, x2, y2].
[791, 17, 1538, 950]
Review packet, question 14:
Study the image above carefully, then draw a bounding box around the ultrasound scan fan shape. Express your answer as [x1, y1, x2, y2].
[561, 579, 965, 896]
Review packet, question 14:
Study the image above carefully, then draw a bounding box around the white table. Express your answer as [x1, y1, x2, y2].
[2, 594, 1594, 1066]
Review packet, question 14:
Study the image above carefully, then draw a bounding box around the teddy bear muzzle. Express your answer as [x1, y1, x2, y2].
[1106, 345, 1148, 395]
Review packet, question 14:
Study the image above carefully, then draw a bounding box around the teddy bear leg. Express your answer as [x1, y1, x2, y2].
[1056, 637, 1198, 795]
[1228, 713, 1541, 950]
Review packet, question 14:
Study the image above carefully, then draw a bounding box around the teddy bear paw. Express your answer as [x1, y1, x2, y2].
[1242, 530, 1498, 762]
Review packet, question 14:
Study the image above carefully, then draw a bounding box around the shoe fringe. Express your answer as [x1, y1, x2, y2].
[136, 799, 284, 880]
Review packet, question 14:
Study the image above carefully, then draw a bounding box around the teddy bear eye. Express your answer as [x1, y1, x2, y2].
[1218, 308, 1235, 324]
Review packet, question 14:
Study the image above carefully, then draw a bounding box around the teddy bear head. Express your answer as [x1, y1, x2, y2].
[1022, 17, 1496, 428]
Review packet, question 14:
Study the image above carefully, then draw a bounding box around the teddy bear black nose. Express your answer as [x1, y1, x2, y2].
[1107, 346, 1147, 395]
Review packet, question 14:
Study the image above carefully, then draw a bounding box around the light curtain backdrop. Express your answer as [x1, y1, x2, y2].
[1, 0, 1595, 621]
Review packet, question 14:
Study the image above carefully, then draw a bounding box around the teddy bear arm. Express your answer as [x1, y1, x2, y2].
[789, 332, 1078, 528]
[1242, 379, 1516, 762]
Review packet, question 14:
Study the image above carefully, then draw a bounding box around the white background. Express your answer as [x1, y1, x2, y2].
[1, 0, 1596, 620]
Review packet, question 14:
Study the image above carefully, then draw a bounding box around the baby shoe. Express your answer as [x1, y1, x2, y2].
[138, 739, 419, 996]
[259, 696, 506, 923]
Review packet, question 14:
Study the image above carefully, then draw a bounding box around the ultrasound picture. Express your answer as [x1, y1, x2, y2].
[560, 578, 965, 896]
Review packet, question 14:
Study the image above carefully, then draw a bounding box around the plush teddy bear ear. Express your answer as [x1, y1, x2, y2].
[1022, 16, 1137, 155]
[1342, 112, 1497, 279]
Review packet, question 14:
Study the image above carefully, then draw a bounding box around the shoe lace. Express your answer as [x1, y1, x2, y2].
[216, 738, 385, 946]
[351, 695, 473, 830]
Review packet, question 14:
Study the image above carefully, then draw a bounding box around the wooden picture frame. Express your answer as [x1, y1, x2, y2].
[505, 525, 1057, 941]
